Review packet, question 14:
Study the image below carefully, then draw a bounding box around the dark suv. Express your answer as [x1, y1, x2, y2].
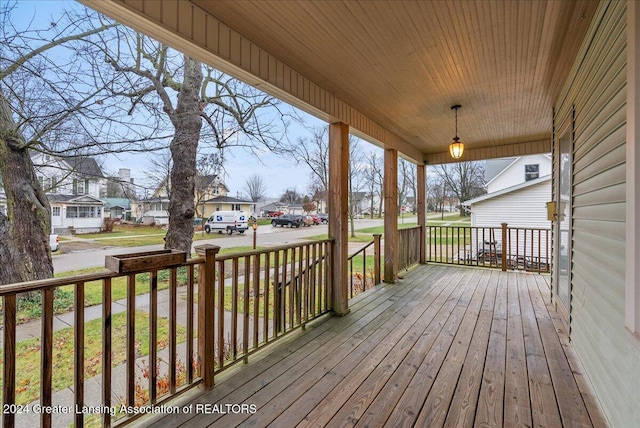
[271, 214, 304, 228]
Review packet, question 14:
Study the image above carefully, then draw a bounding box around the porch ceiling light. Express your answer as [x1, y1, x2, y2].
[449, 105, 464, 160]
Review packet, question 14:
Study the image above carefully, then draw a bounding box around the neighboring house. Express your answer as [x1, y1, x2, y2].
[485, 153, 551, 193]
[103, 198, 133, 220]
[463, 175, 552, 259]
[349, 191, 368, 216]
[258, 200, 288, 216]
[48, 194, 105, 234]
[201, 196, 255, 218]
[132, 198, 170, 225]
[31, 154, 105, 234]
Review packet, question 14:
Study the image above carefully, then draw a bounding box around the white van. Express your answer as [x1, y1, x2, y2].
[204, 211, 249, 235]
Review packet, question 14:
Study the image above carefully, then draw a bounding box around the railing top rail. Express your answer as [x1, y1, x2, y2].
[426, 225, 551, 232]
[215, 238, 335, 261]
[0, 257, 205, 296]
[398, 225, 422, 231]
[0, 239, 336, 296]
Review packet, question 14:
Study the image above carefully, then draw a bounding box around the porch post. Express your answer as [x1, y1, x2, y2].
[384, 148, 398, 283]
[328, 122, 349, 315]
[417, 163, 427, 264]
[195, 244, 219, 389]
[626, 0, 640, 333]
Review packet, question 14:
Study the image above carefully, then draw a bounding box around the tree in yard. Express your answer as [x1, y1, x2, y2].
[302, 201, 317, 214]
[0, 3, 119, 285]
[398, 159, 416, 214]
[280, 188, 301, 204]
[101, 29, 289, 253]
[289, 127, 329, 195]
[432, 161, 486, 216]
[244, 173, 267, 203]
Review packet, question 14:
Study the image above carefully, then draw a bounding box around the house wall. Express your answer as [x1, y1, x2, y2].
[554, 1, 637, 426]
[202, 202, 253, 218]
[487, 154, 552, 193]
[470, 181, 551, 230]
[469, 181, 551, 261]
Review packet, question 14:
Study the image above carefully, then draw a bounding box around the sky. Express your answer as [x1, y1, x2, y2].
[10, 0, 361, 201]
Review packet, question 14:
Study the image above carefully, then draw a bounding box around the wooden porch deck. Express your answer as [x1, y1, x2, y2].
[146, 265, 607, 428]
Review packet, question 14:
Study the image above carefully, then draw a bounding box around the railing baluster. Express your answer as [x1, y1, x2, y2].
[73, 282, 84, 427]
[217, 260, 225, 369]
[149, 270, 158, 403]
[264, 251, 270, 343]
[103, 278, 112, 428]
[126, 274, 136, 408]
[187, 265, 194, 384]
[3, 294, 16, 428]
[281, 249, 288, 333]
[273, 250, 280, 336]
[40, 287, 54, 428]
[169, 268, 177, 394]
[298, 245, 304, 327]
[289, 248, 295, 328]
[231, 258, 239, 360]
[252, 254, 259, 349]
[311, 244, 317, 317]
[243, 256, 250, 361]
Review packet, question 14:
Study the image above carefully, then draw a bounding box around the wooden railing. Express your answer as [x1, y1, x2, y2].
[0, 239, 333, 427]
[398, 226, 421, 271]
[346, 234, 382, 299]
[426, 224, 550, 273]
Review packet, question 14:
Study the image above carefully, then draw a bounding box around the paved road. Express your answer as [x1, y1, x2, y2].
[52, 218, 385, 273]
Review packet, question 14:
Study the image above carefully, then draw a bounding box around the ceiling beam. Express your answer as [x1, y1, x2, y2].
[425, 138, 552, 165]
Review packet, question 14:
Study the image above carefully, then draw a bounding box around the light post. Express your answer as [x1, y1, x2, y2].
[252, 219, 258, 249]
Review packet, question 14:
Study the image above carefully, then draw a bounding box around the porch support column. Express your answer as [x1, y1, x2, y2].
[417, 163, 427, 264]
[328, 122, 349, 315]
[626, 0, 640, 333]
[384, 148, 398, 283]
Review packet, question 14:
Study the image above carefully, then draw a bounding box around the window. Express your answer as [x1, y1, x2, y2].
[52, 207, 61, 216]
[84, 179, 89, 194]
[66, 206, 99, 218]
[232, 204, 241, 211]
[51, 176, 58, 193]
[525, 164, 539, 181]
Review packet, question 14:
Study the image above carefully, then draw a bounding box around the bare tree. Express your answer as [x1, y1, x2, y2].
[244, 173, 267, 203]
[280, 188, 301, 204]
[0, 3, 119, 285]
[348, 138, 366, 237]
[289, 127, 329, 194]
[398, 159, 416, 214]
[432, 161, 486, 216]
[362, 151, 383, 218]
[99, 28, 289, 252]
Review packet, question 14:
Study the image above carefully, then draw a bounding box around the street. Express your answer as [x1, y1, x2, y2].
[52, 218, 386, 272]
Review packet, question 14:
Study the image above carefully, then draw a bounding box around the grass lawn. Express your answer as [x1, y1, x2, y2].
[3, 310, 186, 405]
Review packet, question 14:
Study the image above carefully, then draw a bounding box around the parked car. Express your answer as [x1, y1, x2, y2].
[271, 214, 304, 228]
[317, 213, 329, 224]
[49, 234, 59, 252]
[302, 215, 315, 226]
[310, 215, 320, 225]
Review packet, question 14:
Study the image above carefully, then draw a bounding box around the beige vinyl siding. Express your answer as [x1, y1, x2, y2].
[554, 1, 639, 426]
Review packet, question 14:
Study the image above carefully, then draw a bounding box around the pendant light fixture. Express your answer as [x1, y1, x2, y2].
[449, 105, 464, 159]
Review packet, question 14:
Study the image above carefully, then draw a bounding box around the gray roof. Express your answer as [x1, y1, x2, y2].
[47, 194, 105, 204]
[203, 195, 253, 204]
[67, 157, 104, 179]
[484, 157, 516, 183]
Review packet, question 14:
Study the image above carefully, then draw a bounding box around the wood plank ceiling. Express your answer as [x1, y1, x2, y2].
[190, 0, 598, 160]
[88, 0, 599, 161]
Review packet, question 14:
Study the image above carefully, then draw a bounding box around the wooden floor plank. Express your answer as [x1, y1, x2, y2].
[410, 269, 490, 427]
[503, 272, 532, 426]
[527, 274, 593, 427]
[518, 274, 562, 427]
[534, 275, 609, 428]
[204, 267, 445, 428]
[323, 268, 470, 427]
[247, 266, 449, 428]
[139, 266, 606, 428]
[443, 270, 498, 428]
[355, 269, 481, 427]
[475, 268, 508, 427]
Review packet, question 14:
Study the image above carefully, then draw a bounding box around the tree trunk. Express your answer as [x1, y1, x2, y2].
[164, 56, 203, 254]
[0, 91, 53, 286]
